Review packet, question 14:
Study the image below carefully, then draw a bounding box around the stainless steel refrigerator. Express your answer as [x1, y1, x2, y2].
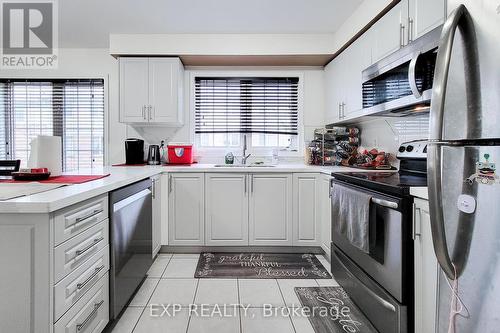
[428, 1, 500, 332]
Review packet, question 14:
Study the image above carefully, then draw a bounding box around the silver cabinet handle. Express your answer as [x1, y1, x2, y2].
[142, 105, 147, 120]
[74, 209, 103, 225]
[75, 237, 104, 259]
[338, 103, 342, 119]
[341, 102, 346, 119]
[148, 105, 153, 121]
[151, 178, 156, 199]
[428, 5, 479, 279]
[250, 175, 254, 194]
[244, 175, 247, 194]
[400, 23, 405, 47]
[76, 299, 104, 332]
[168, 175, 172, 193]
[408, 17, 414, 43]
[77, 265, 105, 290]
[412, 203, 421, 240]
[371, 197, 398, 209]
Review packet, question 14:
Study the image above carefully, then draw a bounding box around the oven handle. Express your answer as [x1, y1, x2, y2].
[334, 249, 396, 312]
[331, 179, 401, 210]
[371, 197, 399, 209]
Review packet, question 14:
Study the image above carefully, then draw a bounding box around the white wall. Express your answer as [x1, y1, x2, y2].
[0, 48, 325, 165]
[356, 115, 430, 165]
[0, 48, 126, 165]
[129, 66, 326, 164]
[331, 0, 395, 52]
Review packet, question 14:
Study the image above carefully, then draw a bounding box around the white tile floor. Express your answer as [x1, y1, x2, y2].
[110, 253, 338, 333]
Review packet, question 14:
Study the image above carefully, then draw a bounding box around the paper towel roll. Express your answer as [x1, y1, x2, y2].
[28, 135, 62, 176]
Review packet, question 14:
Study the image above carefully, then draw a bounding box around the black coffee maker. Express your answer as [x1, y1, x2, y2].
[125, 138, 144, 164]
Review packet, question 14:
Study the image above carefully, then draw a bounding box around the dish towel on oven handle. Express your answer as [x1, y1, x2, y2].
[331, 183, 372, 253]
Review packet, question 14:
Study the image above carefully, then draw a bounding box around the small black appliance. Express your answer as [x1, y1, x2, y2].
[125, 138, 144, 165]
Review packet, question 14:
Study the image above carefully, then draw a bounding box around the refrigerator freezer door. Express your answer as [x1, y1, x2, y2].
[432, 2, 500, 142]
[434, 145, 500, 332]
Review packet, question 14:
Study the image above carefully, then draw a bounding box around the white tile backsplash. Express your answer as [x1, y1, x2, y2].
[357, 115, 430, 158]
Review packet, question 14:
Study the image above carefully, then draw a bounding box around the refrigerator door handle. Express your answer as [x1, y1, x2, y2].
[428, 4, 478, 280]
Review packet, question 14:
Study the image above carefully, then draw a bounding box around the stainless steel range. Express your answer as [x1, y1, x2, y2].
[330, 140, 427, 333]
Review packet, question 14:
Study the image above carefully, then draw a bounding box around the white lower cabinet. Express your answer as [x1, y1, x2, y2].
[205, 173, 249, 246]
[168, 173, 205, 246]
[167, 172, 324, 247]
[413, 198, 439, 333]
[0, 194, 111, 333]
[54, 274, 109, 333]
[152, 175, 162, 257]
[319, 174, 332, 256]
[292, 174, 320, 246]
[249, 174, 293, 246]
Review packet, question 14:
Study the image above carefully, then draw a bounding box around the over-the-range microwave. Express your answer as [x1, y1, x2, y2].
[362, 25, 443, 117]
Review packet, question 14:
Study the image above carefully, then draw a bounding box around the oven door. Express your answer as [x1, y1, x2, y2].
[331, 245, 407, 333]
[330, 179, 410, 304]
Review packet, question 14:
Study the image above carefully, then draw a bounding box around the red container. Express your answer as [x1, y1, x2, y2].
[167, 144, 194, 164]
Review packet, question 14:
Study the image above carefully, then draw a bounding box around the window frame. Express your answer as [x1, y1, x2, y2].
[189, 70, 304, 157]
[0, 76, 109, 168]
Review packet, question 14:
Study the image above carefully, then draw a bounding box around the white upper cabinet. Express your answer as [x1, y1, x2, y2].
[408, 0, 446, 42]
[249, 174, 292, 246]
[343, 32, 372, 117]
[371, 0, 445, 63]
[324, 30, 371, 123]
[324, 59, 341, 124]
[148, 58, 184, 124]
[205, 174, 249, 246]
[371, 1, 408, 64]
[120, 57, 184, 125]
[325, 0, 445, 126]
[119, 58, 149, 123]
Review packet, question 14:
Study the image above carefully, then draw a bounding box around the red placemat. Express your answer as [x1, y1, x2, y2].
[0, 174, 110, 184]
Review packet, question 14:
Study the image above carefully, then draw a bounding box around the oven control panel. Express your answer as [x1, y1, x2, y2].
[397, 140, 428, 159]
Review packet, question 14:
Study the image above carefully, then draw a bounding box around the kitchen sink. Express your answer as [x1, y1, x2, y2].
[213, 164, 276, 168]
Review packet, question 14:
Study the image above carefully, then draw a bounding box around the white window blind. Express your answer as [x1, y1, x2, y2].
[195, 77, 299, 135]
[0, 79, 105, 171]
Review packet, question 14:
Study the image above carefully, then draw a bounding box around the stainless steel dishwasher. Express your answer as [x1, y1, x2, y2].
[109, 178, 153, 320]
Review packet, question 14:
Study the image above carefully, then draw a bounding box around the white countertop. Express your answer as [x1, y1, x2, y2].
[410, 187, 429, 200]
[0, 164, 391, 213]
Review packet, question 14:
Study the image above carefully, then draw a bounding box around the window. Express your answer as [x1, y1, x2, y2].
[0, 79, 105, 171]
[194, 77, 299, 151]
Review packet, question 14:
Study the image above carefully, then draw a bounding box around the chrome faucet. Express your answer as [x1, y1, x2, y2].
[242, 135, 251, 165]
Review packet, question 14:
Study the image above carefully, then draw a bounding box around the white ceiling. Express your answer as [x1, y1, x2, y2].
[59, 0, 364, 48]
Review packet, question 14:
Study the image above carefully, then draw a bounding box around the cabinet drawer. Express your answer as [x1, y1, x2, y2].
[54, 273, 109, 333]
[54, 245, 109, 321]
[54, 220, 109, 282]
[54, 194, 108, 246]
